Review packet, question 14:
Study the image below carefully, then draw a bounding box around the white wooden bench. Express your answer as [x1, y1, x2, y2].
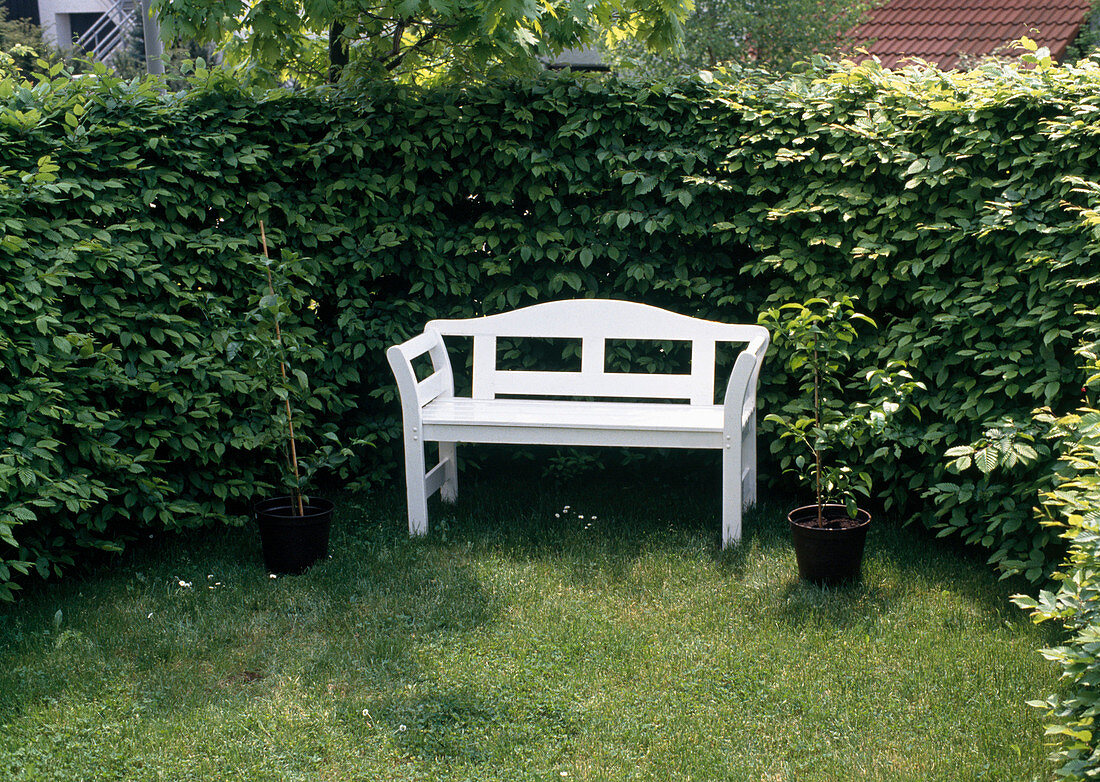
[386, 299, 770, 547]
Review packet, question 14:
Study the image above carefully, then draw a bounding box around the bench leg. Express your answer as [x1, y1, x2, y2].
[439, 442, 458, 503]
[722, 444, 743, 548]
[402, 431, 429, 537]
[742, 412, 757, 508]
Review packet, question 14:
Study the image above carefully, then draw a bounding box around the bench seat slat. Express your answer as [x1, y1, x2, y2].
[421, 398, 727, 448]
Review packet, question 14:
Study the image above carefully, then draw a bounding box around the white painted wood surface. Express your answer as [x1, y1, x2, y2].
[386, 299, 770, 547]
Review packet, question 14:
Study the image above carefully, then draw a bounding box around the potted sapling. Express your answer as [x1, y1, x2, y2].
[219, 222, 363, 575]
[759, 296, 925, 585]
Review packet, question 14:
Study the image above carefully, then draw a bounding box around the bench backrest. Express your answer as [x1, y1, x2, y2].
[426, 299, 768, 405]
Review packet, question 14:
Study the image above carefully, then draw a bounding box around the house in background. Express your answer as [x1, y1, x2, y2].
[547, 1, 1095, 72]
[2, 0, 138, 60]
[851, 0, 1094, 68]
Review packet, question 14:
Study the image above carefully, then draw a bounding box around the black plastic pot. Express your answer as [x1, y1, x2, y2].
[255, 496, 333, 575]
[787, 503, 871, 586]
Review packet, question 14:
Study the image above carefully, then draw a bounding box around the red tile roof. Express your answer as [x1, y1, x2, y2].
[850, 0, 1092, 69]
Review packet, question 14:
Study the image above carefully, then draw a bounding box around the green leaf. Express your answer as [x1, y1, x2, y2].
[972, 448, 997, 474]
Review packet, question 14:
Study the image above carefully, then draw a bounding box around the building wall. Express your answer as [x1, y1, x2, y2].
[35, 0, 110, 47]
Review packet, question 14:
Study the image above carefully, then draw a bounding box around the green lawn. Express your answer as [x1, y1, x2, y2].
[0, 455, 1059, 781]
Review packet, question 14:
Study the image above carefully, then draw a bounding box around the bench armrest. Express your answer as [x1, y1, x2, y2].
[386, 330, 455, 418]
[722, 330, 770, 430]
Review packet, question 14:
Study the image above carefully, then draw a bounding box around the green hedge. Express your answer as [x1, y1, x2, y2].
[0, 72, 352, 597]
[1014, 343, 1100, 780]
[2, 59, 1100, 597]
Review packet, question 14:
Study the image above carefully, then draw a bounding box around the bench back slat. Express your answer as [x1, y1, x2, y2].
[690, 340, 716, 406]
[471, 335, 497, 400]
[487, 369, 701, 401]
[428, 299, 767, 404]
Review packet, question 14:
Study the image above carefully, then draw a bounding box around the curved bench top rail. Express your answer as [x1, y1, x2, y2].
[426, 299, 769, 345]
[423, 299, 768, 404]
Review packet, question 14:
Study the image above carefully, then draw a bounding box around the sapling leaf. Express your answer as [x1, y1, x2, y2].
[758, 295, 924, 514]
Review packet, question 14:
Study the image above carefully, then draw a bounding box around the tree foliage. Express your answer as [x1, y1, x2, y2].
[603, 0, 879, 76]
[0, 7, 62, 77]
[108, 20, 217, 88]
[153, 0, 690, 85]
[1064, 0, 1100, 62]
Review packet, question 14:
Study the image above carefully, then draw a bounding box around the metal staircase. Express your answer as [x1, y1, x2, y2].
[74, 0, 141, 62]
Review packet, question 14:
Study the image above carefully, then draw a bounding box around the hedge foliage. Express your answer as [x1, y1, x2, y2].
[2, 58, 1100, 600]
[1014, 343, 1100, 780]
[0, 68, 355, 599]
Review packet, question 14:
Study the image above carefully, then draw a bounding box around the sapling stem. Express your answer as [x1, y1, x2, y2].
[813, 338, 823, 527]
[259, 220, 304, 517]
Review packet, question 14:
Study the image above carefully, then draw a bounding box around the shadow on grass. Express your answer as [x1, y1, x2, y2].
[426, 449, 769, 555]
[407, 447, 1044, 631]
[765, 512, 1050, 634]
[361, 684, 581, 764]
[0, 491, 495, 725]
[0, 454, 1058, 781]
[0, 449, 1052, 733]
